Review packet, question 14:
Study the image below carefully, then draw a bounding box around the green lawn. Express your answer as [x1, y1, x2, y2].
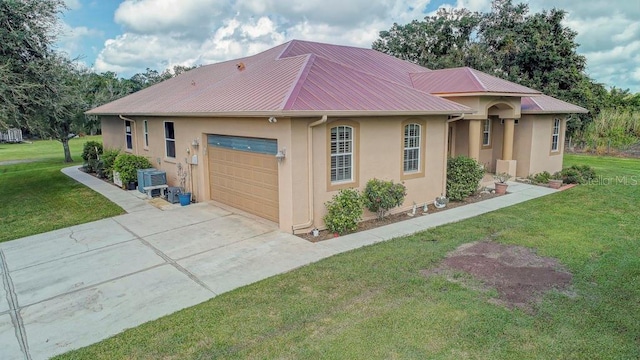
[57, 154, 640, 359]
[0, 137, 125, 243]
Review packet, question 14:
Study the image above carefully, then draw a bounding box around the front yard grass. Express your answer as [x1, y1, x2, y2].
[58, 154, 640, 359]
[0, 137, 125, 243]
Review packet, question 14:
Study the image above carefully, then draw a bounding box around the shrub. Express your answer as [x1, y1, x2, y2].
[446, 156, 484, 201]
[530, 171, 551, 184]
[560, 164, 596, 184]
[363, 178, 407, 220]
[323, 189, 363, 235]
[99, 149, 121, 180]
[82, 141, 103, 173]
[113, 154, 153, 185]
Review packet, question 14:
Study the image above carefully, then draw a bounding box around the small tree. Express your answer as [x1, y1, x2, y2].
[446, 156, 484, 201]
[363, 178, 407, 220]
[323, 189, 363, 235]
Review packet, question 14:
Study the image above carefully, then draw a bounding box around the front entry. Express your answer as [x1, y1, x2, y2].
[207, 135, 279, 222]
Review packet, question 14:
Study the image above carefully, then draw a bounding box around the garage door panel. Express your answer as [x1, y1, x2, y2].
[208, 143, 279, 223]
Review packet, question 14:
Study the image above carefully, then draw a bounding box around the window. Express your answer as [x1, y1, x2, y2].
[330, 125, 353, 182]
[403, 123, 421, 173]
[482, 119, 491, 146]
[143, 120, 149, 148]
[164, 122, 176, 158]
[125, 120, 133, 150]
[551, 118, 561, 152]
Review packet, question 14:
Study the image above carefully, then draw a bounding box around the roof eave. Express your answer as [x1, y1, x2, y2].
[521, 109, 589, 115]
[435, 91, 542, 97]
[87, 109, 474, 118]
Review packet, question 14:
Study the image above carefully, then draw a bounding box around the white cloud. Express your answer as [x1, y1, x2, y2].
[56, 21, 102, 58]
[64, 0, 82, 10]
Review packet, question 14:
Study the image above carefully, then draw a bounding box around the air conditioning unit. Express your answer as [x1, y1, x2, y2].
[143, 170, 167, 197]
[167, 187, 181, 204]
[137, 168, 156, 193]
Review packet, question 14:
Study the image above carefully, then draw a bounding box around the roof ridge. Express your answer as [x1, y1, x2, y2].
[291, 55, 471, 111]
[466, 68, 487, 92]
[280, 53, 316, 110]
[275, 40, 296, 60]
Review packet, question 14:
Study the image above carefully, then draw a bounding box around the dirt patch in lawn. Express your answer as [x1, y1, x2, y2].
[300, 191, 504, 242]
[422, 241, 573, 312]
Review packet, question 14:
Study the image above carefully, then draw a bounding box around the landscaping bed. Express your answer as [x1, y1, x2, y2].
[299, 191, 504, 242]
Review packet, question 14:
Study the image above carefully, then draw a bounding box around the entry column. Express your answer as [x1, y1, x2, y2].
[468, 119, 481, 161]
[496, 118, 517, 177]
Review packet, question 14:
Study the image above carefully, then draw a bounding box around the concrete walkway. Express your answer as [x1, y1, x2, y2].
[0, 166, 557, 359]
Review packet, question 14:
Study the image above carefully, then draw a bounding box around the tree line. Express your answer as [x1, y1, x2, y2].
[2, 0, 638, 162]
[374, 0, 639, 145]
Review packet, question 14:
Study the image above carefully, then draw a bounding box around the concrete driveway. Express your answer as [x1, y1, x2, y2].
[0, 166, 557, 359]
[0, 200, 335, 360]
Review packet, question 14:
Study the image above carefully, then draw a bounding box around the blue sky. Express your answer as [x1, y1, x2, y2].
[56, 0, 640, 92]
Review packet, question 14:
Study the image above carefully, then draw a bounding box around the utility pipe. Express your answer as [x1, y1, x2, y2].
[292, 115, 327, 234]
[119, 114, 140, 153]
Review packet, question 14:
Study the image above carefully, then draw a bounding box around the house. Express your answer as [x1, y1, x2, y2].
[88, 40, 587, 233]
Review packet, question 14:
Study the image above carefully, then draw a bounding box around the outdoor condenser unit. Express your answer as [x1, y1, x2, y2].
[137, 168, 156, 193]
[142, 170, 167, 197]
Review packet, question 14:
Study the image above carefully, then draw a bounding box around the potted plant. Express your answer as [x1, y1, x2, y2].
[548, 172, 564, 189]
[493, 172, 511, 195]
[176, 163, 191, 206]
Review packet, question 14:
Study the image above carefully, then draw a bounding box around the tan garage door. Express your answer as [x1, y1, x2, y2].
[208, 135, 279, 222]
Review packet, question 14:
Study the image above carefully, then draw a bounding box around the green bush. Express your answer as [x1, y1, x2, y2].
[323, 189, 363, 235]
[446, 156, 484, 201]
[560, 164, 596, 184]
[363, 178, 406, 220]
[113, 154, 153, 185]
[530, 171, 551, 184]
[99, 149, 121, 180]
[82, 141, 103, 173]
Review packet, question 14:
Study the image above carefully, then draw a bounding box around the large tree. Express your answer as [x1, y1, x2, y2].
[1, 0, 66, 127]
[373, 0, 600, 134]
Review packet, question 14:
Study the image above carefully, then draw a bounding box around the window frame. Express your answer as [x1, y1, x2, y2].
[400, 119, 426, 180]
[550, 118, 561, 153]
[143, 120, 149, 149]
[124, 120, 133, 151]
[482, 118, 492, 147]
[326, 120, 359, 191]
[164, 121, 176, 159]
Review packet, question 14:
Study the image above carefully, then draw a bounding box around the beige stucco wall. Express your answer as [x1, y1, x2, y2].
[100, 114, 449, 233]
[522, 114, 565, 176]
[308, 116, 448, 232]
[101, 116, 125, 150]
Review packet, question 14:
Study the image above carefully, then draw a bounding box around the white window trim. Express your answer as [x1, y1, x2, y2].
[164, 121, 176, 159]
[551, 118, 561, 152]
[143, 120, 149, 148]
[403, 123, 421, 173]
[125, 120, 133, 151]
[482, 119, 491, 146]
[330, 125, 354, 183]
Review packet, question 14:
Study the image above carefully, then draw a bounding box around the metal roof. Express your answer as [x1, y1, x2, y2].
[410, 67, 541, 95]
[521, 95, 588, 114]
[87, 40, 470, 116]
[87, 40, 584, 117]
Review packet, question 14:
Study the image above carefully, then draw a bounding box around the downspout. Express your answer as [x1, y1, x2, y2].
[119, 114, 139, 153]
[443, 114, 465, 197]
[292, 115, 327, 234]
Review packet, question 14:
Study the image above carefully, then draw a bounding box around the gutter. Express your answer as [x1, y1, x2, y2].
[292, 115, 327, 234]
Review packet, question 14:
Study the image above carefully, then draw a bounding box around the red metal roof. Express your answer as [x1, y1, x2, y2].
[87, 40, 583, 117]
[88, 40, 469, 116]
[521, 95, 588, 114]
[410, 67, 541, 95]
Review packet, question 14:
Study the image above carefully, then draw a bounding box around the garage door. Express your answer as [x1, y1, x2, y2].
[208, 135, 279, 222]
